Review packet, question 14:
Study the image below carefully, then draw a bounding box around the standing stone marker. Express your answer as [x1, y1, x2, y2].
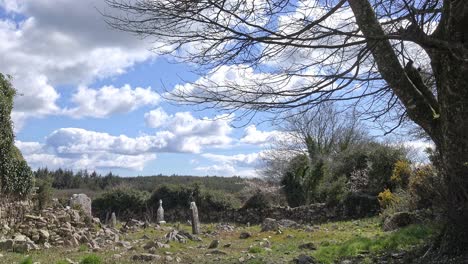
[156, 199, 165, 224]
[70, 194, 92, 217]
[110, 212, 117, 228]
[190, 202, 200, 234]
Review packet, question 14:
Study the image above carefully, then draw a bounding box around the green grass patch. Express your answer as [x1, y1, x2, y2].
[313, 224, 434, 263]
[248, 246, 264, 254]
[79, 254, 102, 264]
[19, 256, 33, 264]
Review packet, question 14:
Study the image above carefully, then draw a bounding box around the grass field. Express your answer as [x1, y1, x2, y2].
[3, 217, 435, 264]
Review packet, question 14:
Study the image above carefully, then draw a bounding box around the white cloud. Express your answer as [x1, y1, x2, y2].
[195, 164, 257, 177]
[15, 139, 156, 171]
[197, 152, 263, 177]
[15, 107, 236, 171]
[64, 85, 160, 118]
[145, 108, 169, 128]
[144, 108, 234, 153]
[0, 0, 155, 129]
[240, 125, 284, 145]
[202, 152, 261, 167]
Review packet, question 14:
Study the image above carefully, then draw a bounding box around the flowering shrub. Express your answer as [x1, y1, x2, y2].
[391, 160, 412, 188]
[378, 188, 398, 209]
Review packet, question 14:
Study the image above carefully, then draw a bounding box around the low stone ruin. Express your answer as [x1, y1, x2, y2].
[0, 194, 120, 253]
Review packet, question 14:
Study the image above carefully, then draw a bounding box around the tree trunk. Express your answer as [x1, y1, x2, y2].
[348, 0, 468, 254]
[432, 47, 468, 254]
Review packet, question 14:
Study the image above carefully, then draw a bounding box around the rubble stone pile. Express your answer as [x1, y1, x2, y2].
[0, 196, 120, 253]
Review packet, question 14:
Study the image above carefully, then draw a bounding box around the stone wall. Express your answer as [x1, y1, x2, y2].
[159, 194, 379, 224]
[0, 198, 32, 226]
[161, 203, 376, 224]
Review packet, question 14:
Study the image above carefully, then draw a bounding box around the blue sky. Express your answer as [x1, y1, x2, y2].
[0, 0, 431, 177]
[0, 0, 284, 177]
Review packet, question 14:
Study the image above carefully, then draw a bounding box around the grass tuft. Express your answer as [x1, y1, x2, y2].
[79, 254, 102, 264]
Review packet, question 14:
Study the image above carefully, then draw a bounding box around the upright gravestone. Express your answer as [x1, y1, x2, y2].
[110, 212, 117, 228]
[156, 199, 165, 224]
[70, 194, 92, 217]
[190, 202, 200, 234]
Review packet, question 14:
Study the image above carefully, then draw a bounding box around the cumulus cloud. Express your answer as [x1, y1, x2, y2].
[144, 108, 234, 153]
[15, 139, 156, 171]
[240, 125, 284, 145]
[15, 108, 235, 171]
[64, 85, 160, 118]
[196, 152, 263, 177]
[144, 108, 169, 128]
[0, 0, 154, 128]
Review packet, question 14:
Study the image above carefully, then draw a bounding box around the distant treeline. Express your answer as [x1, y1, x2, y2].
[34, 168, 248, 194]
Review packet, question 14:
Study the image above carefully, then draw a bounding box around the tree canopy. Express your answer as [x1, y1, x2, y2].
[104, 0, 467, 253]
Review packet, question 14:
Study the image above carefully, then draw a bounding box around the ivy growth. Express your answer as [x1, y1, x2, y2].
[0, 73, 33, 198]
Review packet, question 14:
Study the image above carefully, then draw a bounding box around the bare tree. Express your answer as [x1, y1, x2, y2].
[104, 0, 468, 253]
[259, 103, 366, 183]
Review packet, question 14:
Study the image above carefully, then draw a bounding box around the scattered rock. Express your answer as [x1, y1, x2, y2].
[383, 212, 417, 231]
[208, 239, 220, 249]
[299, 242, 316, 250]
[132, 253, 161, 261]
[209, 249, 228, 255]
[239, 232, 252, 239]
[277, 219, 299, 228]
[293, 254, 317, 264]
[261, 218, 279, 232]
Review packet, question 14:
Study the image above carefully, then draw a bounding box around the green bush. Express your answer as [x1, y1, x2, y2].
[36, 175, 53, 210]
[318, 175, 348, 206]
[391, 160, 412, 188]
[377, 188, 397, 209]
[409, 165, 440, 209]
[379, 188, 412, 220]
[242, 190, 274, 209]
[92, 187, 149, 220]
[329, 142, 407, 195]
[148, 183, 240, 212]
[79, 254, 102, 264]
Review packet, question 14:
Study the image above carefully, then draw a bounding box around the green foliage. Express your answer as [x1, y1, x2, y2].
[409, 165, 440, 210]
[0, 73, 33, 198]
[242, 190, 274, 209]
[92, 187, 149, 220]
[377, 188, 397, 209]
[379, 189, 412, 220]
[391, 160, 412, 188]
[79, 254, 102, 264]
[313, 224, 434, 264]
[248, 246, 264, 253]
[149, 183, 240, 212]
[36, 175, 53, 210]
[281, 151, 326, 207]
[329, 142, 407, 195]
[35, 168, 122, 191]
[318, 175, 348, 206]
[19, 256, 33, 264]
[55, 261, 69, 264]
